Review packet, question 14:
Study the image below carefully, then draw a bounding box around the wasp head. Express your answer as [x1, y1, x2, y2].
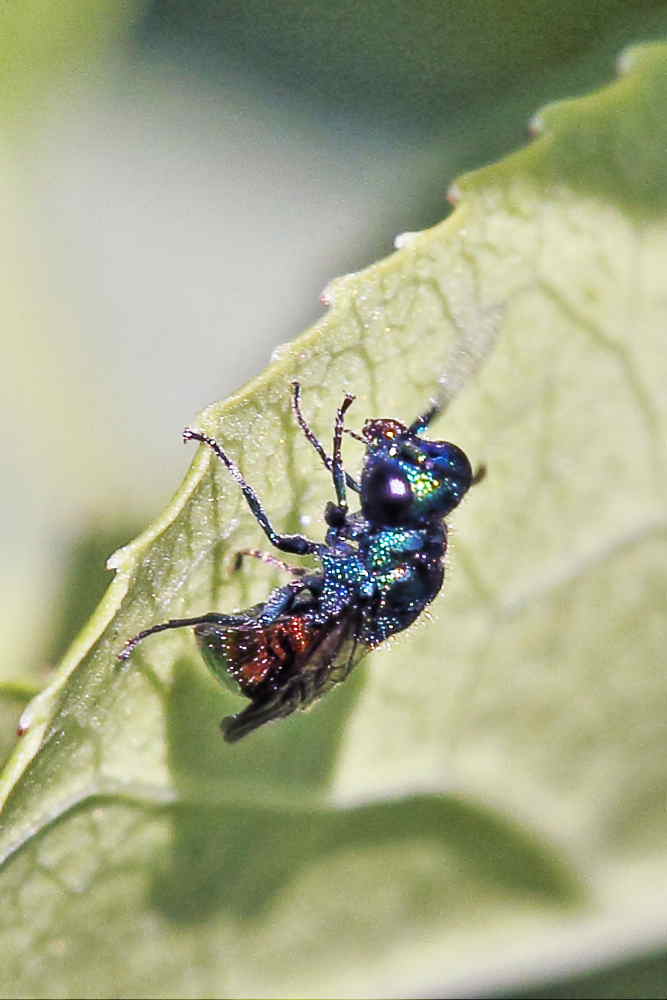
[360, 418, 472, 525]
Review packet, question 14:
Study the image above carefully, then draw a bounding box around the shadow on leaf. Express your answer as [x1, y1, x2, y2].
[151, 659, 582, 923]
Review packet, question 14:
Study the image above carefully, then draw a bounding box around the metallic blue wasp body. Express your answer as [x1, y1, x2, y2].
[119, 383, 480, 741]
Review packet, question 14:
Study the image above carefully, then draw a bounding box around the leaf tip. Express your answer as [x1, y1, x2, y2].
[106, 549, 123, 570]
[528, 111, 544, 137]
[616, 47, 637, 77]
[614, 41, 664, 78]
[15, 700, 34, 737]
[319, 271, 358, 307]
[447, 181, 462, 205]
[393, 230, 422, 250]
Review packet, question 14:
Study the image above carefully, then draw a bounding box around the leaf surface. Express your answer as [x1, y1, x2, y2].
[1, 42, 666, 1000]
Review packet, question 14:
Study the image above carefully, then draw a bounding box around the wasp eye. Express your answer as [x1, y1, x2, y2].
[362, 460, 413, 524]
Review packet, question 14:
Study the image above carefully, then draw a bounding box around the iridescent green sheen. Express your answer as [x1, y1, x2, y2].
[119, 386, 477, 741]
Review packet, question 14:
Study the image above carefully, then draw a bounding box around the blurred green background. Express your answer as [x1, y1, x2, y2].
[2, 2, 667, 996]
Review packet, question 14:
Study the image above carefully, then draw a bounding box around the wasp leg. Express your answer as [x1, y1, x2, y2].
[409, 410, 487, 486]
[343, 426, 366, 444]
[408, 400, 443, 436]
[232, 548, 306, 577]
[331, 392, 355, 513]
[471, 463, 487, 486]
[184, 428, 318, 556]
[290, 381, 361, 494]
[118, 611, 252, 662]
[252, 580, 305, 625]
[252, 572, 322, 625]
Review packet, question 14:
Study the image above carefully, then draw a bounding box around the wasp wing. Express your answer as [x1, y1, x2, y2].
[195, 608, 370, 742]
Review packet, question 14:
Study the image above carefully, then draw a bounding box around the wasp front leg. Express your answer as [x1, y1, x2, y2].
[184, 428, 319, 557]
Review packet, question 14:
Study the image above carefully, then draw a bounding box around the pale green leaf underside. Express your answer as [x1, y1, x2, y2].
[1, 42, 666, 999]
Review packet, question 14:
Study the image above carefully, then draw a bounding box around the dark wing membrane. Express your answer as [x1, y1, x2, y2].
[195, 613, 341, 694]
[218, 608, 371, 742]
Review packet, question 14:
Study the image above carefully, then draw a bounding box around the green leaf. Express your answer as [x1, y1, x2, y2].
[1, 41, 666, 998]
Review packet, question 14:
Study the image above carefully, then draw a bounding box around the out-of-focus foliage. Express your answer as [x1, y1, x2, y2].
[0, 0, 146, 120]
[0, 0, 148, 770]
[140, 0, 663, 126]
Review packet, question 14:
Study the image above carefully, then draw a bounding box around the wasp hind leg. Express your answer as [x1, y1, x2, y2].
[117, 610, 253, 662]
[232, 548, 306, 578]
